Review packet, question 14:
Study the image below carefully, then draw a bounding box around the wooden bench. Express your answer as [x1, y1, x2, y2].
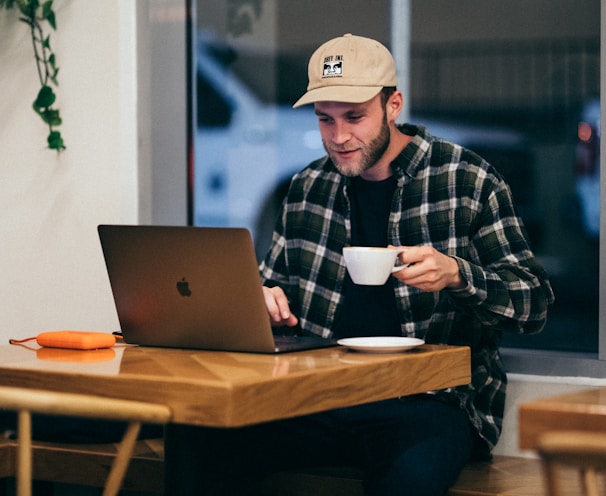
[0, 437, 579, 495]
[0, 436, 164, 494]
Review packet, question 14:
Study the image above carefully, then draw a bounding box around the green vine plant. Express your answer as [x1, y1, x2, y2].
[1, 0, 65, 151]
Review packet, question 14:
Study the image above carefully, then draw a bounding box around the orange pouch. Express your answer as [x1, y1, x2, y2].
[36, 330, 116, 350]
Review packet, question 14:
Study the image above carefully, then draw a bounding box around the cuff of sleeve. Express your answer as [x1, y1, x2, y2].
[447, 257, 486, 305]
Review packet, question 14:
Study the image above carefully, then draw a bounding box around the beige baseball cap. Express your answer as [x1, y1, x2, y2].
[293, 33, 397, 108]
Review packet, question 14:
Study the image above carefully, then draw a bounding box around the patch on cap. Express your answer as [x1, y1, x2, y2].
[322, 57, 344, 79]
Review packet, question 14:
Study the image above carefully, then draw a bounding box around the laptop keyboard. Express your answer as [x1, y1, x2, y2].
[273, 334, 336, 352]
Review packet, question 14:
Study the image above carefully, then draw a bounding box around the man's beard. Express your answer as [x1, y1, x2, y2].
[327, 113, 391, 178]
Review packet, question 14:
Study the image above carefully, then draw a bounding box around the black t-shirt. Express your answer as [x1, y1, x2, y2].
[332, 175, 402, 339]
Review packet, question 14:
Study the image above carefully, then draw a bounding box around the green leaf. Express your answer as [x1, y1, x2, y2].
[42, 2, 56, 30]
[29, 0, 41, 12]
[50, 67, 59, 86]
[34, 107, 61, 126]
[47, 130, 65, 151]
[46, 10, 56, 30]
[41, 0, 52, 17]
[46, 109, 61, 126]
[33, 106, 58, 126]
[33, 85, 55, 109]
[17, 15, 32, 26]
[42, 34, 50, 49]
[17, 0, 37, 18]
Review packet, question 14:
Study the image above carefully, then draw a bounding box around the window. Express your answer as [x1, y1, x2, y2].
[192, 0, 600, 356]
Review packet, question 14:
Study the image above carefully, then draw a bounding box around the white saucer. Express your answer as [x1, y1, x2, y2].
[337, 336, 425, 353]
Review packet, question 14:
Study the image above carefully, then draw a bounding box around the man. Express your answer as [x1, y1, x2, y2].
[174, 34, 553, 496]
[258, 34, 554, 494]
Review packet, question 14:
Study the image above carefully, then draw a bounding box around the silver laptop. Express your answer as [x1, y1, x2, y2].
[97, 225, 335, 353]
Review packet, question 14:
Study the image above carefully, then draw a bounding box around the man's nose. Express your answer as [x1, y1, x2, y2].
[332, 121, 351, 144]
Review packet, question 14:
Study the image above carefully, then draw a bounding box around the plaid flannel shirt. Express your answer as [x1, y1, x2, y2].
[260, 124, 554, 455]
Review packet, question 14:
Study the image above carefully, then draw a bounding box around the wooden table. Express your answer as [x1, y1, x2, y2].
[0, 342, 470, 494]
[0, 342, 470, 428]
[519, 387, 606, 450]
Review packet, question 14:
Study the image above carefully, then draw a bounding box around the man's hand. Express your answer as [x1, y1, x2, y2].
[262, 286, 299, 327]
[391, 245, 465, 292]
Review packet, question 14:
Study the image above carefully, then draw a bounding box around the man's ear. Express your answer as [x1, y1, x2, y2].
[386, 90, 404, 122]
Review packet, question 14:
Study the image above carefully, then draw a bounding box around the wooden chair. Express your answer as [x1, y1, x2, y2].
[536, 430, 606, 496]
[0, 386, 171, 496]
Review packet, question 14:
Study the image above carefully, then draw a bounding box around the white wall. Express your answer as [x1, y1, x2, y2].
[0, 0, 187, 342]
[0, 1, 139, 340]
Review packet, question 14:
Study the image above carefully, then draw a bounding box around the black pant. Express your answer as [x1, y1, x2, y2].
[165, 395, 475, 496]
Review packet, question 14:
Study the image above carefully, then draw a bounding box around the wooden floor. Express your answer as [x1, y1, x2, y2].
[449, 455, 547, 496]
[451, 454, 601, 496]
[262, 455, 595, 496]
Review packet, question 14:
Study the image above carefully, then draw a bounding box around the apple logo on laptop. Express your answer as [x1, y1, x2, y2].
[176, 277, 192, 297]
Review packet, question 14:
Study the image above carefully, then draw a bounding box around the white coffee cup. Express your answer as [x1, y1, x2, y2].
[342, 246, 407, 285]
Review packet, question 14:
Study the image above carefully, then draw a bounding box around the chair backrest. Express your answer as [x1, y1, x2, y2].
[0, 386, 171, 496]
[536, 430, 606, 496]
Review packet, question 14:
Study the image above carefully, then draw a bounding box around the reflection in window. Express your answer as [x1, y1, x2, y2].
[408, 35, 600, 353]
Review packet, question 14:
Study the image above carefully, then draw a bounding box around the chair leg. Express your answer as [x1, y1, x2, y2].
[102, 421, 142, 496]
[542, 461, 561, 496]
[17, 410, 32, 496]
[581, 467, 599, 496]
